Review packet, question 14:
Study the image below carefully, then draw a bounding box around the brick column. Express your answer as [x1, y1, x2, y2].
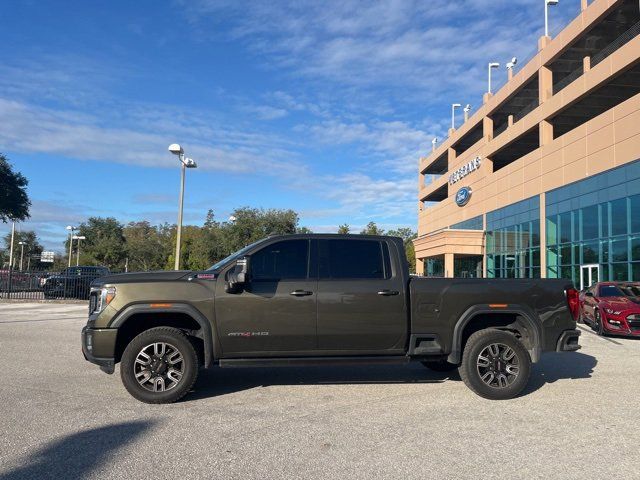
[445, 253, 454, 278]
[483, 116, 494, 141]
[539, 192, 547, 278]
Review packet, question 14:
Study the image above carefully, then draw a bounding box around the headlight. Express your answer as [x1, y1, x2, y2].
[604, 308, 622, 316]
[92, 286, 116, 314]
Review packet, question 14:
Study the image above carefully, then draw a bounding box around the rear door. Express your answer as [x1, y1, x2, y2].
[316, 238, 407, 354]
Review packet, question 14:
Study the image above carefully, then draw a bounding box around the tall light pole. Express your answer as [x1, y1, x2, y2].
[169, 144, 198, 270]
[451, 103, 461, 130]
[73, 235, 86, 266]
[431, 137, 438, 152]
[66, 225, 76, 267]
[8, 222, 15, 270]
[488, 62, 500, 94]
[545, 0, 559, 37]
[18, 241, 26, 271]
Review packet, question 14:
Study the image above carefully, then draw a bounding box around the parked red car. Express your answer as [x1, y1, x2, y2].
[580, 282, 640, 336]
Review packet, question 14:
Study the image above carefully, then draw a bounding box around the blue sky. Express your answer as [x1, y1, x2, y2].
[0, 0, 579, 250]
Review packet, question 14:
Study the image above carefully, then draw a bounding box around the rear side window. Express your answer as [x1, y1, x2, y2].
[251, 240, 309, 281]
[319, 239, 387, 279]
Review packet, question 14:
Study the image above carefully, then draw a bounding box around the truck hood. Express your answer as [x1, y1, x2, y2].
[92, 271, 191, 287]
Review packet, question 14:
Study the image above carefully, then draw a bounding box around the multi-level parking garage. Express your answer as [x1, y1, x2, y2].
[415, 0, 640, 289]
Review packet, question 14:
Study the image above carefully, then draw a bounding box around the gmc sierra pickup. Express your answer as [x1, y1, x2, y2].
[82, 234, 581, 403]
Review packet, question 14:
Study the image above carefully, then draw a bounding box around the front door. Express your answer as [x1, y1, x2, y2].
[215, 239, 317, 356]
[580, 264, 600, 291]
[316, 238, 407, 353]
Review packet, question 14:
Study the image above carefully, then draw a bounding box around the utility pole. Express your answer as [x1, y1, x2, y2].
[8, 222, 15, 270]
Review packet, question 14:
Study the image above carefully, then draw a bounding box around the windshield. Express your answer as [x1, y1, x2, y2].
[207, 239, 265, 271]
[599, 285, 624, 297]
[620, 285, 640, 297]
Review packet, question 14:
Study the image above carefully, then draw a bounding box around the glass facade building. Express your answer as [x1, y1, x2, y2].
[546, 161, 640, 285]
[486, 197, 541, 279]
[450, 215, 483, 230]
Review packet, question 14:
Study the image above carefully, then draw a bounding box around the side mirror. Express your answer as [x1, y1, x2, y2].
[225, 256, 250, 293]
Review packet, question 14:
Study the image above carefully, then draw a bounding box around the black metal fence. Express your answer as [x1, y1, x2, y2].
[0, 268, 110, 301]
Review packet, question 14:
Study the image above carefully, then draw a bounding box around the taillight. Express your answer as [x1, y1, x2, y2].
[566, 288, 580, 322]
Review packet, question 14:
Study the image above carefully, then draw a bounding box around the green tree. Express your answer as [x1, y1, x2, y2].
[0, 153, 31, 223]
[2, 230, 44, 269]
[387, 227, 418, 273]
[360, 221, 385, 235]
[68, 217, 126, 269]
[124, 221, 172, 272]
[337, 224, 350, 234]
[219, 207, 300, 255]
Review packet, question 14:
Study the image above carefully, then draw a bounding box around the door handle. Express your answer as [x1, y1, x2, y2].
[290, 290, 313, 297]
[377, 290, 399, 296]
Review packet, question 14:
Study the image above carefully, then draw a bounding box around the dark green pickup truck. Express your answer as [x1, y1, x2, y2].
[82, 234, 581, 403]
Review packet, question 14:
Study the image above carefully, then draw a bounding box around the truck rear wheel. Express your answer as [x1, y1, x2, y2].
[459, 329, 531, 400]
[120, 327, 198, 404]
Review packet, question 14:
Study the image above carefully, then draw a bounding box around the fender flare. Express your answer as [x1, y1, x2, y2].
[110, 303, 217, 368]
[447, 304, 542, 365]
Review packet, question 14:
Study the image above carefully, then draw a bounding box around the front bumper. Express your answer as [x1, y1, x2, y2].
[81, 326, 117, 374]
[556, 329, 581, 352]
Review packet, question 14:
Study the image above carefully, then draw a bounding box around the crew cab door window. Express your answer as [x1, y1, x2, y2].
[319, 239, 389, 279]
[316, 239, 406, 352]
[252, 240, 309, 280]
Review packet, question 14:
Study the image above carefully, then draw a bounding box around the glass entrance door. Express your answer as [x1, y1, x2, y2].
[580, 264, 600, 290]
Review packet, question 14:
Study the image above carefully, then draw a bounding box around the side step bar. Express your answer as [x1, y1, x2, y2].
[219, 356, 410, 368]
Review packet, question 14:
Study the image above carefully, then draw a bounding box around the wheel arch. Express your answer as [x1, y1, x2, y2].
[447, 304, 542, 365]
[110, 303, 216, 367]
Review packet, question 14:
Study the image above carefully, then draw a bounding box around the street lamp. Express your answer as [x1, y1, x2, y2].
[463, 104, 472, 122]
[73, 235, 86, 266]
[431, 137, 438, 152]
[451, 103, 462, 130]
[487, 62, 500, 94]
[18, 241, 26, 271]
[66, 225, 77, 267]
[169, 143, 198, 270]
[545, 0, 559, 37]
[506, 56, 518, 80]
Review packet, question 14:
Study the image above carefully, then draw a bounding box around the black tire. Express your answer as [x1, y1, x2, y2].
[459, 329, 531, 400]
[421, 360, 459, 372]
[120, 327, 198, 404]
[594, 309, 606, 336]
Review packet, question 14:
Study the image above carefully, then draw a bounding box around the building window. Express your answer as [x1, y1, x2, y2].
[486, 196, 540, 279]
[546, 160, 640, 285]
[450, 215, 483, 230]
[425, 256, 444, 277]
[454, 256, 483, 278]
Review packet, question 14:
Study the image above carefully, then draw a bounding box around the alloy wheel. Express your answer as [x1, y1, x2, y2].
[476, 343, 520, 389]
[134, 342, 184, 392]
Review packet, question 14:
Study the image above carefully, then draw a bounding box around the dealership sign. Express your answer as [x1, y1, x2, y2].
[455, 187, 473, 207]
[449, 156, 481, 185]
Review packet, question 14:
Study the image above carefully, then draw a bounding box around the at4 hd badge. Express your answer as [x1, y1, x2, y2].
[455, 186, 472, 206]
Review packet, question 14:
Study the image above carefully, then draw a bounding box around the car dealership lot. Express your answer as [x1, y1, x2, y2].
[0, 303, 639, 480]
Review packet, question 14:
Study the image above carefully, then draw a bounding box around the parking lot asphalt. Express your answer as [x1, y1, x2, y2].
[0, 302, 639, 480]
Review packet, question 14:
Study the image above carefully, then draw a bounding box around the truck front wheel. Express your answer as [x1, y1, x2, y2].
[120, 327, 199, 404]
[459, 329, 531, 400]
